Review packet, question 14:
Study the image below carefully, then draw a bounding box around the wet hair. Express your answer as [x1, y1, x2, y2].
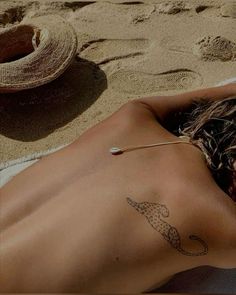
[180, 96, 236, 201]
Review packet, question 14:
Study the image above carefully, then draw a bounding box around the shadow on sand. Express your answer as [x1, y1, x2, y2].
[0, 57, 107, 141]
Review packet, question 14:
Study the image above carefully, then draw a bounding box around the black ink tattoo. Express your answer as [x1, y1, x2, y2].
[127, 197, 208, 256]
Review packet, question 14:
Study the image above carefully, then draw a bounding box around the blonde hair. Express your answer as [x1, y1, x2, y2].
[180, 96, 236, 201]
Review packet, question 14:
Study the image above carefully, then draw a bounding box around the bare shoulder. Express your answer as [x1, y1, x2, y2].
[107, 100, 158, 126]
[80, 99, 171, 145]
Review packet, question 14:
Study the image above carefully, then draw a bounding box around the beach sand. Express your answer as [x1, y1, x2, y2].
[0, 0, 236, 164]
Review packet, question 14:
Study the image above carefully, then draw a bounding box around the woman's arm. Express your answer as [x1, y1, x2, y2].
[134, 83, 236, 124]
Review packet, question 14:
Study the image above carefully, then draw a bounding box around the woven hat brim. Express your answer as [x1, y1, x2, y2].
[0, 15, 77, 92]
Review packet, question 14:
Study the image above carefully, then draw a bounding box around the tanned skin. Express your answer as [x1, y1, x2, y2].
[0, 84, 236, 292]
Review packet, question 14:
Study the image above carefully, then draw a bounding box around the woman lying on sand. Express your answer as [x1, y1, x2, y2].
[0, 83, 236, 292]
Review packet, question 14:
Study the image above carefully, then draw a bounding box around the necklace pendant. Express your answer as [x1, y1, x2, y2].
[110, 147, 123, 155]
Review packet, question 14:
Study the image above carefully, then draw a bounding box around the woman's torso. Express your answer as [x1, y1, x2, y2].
[0, 108, 231, 292]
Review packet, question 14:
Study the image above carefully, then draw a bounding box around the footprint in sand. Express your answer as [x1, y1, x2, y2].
[159, 36, 191, 55]
[195, 5, 210, 14]
[193, 36, 236, 61]
[195, 5, 217, 16]
[157, 1, 191, 14]
[71, 2, 157, 34]
[220, 3, 236, 18]
[79, 39, 150, 65]
[129, 4, 156, 23]
[108, 69, 202, 95]
[195, 3, 236, 18]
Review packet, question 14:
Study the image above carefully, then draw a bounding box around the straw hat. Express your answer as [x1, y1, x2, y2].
[0, 15, 77, 93]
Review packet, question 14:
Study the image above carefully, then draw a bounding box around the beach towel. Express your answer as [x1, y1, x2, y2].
[0, 143, 70, 187]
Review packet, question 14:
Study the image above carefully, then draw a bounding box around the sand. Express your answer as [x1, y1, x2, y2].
[0, 0, 236, 164]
